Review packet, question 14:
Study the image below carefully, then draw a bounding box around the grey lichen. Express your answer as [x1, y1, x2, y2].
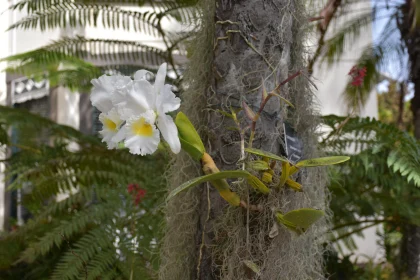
[159, 0, 330, 279]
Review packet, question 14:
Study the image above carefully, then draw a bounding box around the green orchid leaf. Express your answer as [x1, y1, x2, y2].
[217, 109, 234, 119]
[175, 112, 206, 160]
[296, 156, 350, 167]
[247, 175, 271, 194]
[246, 160, 269, 171]
[276, 208, 324, 235]
[178, 138, 204, 160]
[166, 170, 250, 202]
[276, 214, 299, 233]
[278, 161, 290, 187]
[285, 179, 302, 192]
[245, 148, 289, 163]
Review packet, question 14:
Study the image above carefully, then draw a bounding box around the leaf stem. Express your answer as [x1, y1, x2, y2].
[331, 220, 384, 242]
[332, 218, 391, 231]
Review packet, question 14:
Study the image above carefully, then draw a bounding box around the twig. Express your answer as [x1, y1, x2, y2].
[331, 221, 384, 242]
[308, 0, 343, 74]
[332, 218, 391, 231]
[309, 16, 325, 22]
[248, 71, 302, 147]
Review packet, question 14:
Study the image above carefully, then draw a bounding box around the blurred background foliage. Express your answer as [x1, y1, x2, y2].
[0, 106, 166, 279]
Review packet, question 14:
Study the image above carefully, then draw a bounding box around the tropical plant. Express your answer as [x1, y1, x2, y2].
[0, 105, 166, 279]
[0, 1, 355, 280]
[310, 0, 420, 276]
[158, 0, 346, 279]
[321, 115, 420, 278]
[3, 0, 198, 90]
[0, 1, 196, 277]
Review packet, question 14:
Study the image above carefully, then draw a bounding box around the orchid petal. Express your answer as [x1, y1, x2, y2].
[134, 69, 152, 81]
[154, 63, 167, 96]
[91, 75, 132, 113]
[124, 111, 159, 155]
[113, 80, 154, 116]
[157, 114, 181, 154]
[98, 108, 123, 149]
[156, 84, 180, 114]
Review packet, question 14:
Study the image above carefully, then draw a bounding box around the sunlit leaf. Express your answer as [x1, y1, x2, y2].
[166, 170, 250, 202]
[247, 175, 271, 194]
[175, 112, 205, 161]
[285, 179, 302, 192]
[278, 161, 290, 187]
[276, 208, 324, 235]
[245, 148, 289, 163]
[296, 156, 350, 167]
[246, 160, 269, 171]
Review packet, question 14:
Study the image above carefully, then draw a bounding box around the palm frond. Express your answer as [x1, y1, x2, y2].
[321, 10, 374, 65]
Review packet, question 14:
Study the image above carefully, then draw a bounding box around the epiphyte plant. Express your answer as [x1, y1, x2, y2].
[90, 63, 350, 235]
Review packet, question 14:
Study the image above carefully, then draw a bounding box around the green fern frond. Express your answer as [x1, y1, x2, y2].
[8, 3, 162, 36]
[51, 227, 115, 280]
[3, 36, 167, 67]
[10, 0, 198, 14]
[0, 106, 165, 279]
[322, 115, 420, 187]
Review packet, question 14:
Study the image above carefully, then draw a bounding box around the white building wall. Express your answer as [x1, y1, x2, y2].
[312, 0, 378, 119]
[311, 1, 381, 262]
[0, 1, 10, 231]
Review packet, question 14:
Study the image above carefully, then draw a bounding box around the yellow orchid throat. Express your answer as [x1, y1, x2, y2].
[103, 118, 118, 131]
[132, 117, 153, 137]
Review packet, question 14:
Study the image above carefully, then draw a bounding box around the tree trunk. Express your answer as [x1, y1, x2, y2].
[160, 0, 329, 279]
[398, 1, 420, 278]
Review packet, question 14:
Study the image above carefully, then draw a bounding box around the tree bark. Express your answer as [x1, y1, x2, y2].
[398, 0, 420, 277]
[160, 0, 328, 279]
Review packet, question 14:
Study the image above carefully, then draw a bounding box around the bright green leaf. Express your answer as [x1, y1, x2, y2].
[276, 208, 324, 235]
[166, 170, 250, 202]
[245, 148, 289, 163]
[175, 112, 205, 161]
[217, 109, 233, 119]
[296, 156, 350, 167]
[247, 175, 271, 194]
[246, 160, 269, 171]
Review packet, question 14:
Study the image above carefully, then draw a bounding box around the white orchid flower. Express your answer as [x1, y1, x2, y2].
[90, 63, 181, 156]
[117, 63, 181, 155]
[90, 74, 132, 113]
[98, 108, 123, 149]
[90, 74, 132, 148]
